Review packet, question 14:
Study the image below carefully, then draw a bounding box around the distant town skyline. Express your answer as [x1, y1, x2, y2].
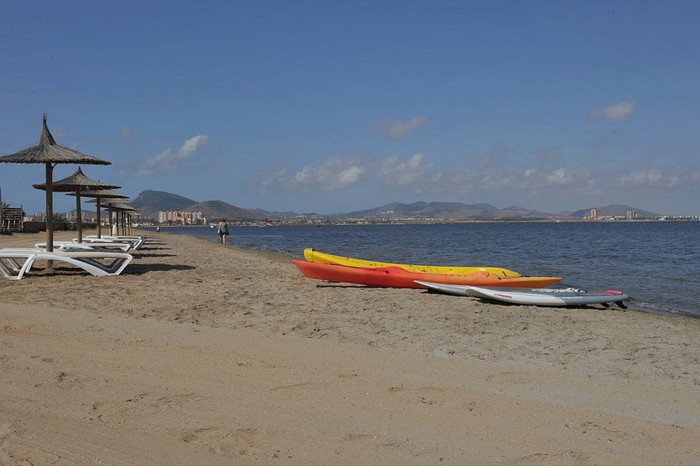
[1, 2, 699, 216]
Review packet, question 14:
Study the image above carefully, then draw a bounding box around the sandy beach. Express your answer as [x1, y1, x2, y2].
[1, 230, 699, 465]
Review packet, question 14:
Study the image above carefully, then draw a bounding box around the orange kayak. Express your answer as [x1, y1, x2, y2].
[293, 260, 561, 289]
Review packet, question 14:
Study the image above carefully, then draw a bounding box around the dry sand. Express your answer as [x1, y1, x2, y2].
[1, 230, 699, 465]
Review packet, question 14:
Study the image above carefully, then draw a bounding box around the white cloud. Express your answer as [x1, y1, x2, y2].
[379, 153, 433, 187]
[245, 147, 699, 213]
[291, 155, 366, 191]
[588, 101, 637, 121]
[371, 115, 427, 138]
[546, 168, 576, 185]
[526, 167, 595, 190]
[135, 135, 209, 177]
[616, 169, 680, 189]
[431, 165, 596, 196]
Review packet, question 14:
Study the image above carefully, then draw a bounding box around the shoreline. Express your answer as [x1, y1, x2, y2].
[145, 224, 700, 321]
[142, 217, 700, 228]
[1, 230, 699, 464]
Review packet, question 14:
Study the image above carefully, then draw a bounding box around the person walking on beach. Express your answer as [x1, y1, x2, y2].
[217, 218, 229, 245]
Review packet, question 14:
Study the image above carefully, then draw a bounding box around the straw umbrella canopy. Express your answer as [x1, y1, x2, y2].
[69, 188, 127, 238]
[107, 202, 137, 236]
[110, 203, 138, 236]
[0, 115, 111, 252]
[88, 199, 137, 236]
[33, 167, 119, 243]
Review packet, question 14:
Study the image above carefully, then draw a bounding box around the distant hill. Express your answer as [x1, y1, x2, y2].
[129, 190, 662, 222]
[185, 200, 267, 221]
[258, 209, 305, 219]
[343, 202, 660, 220]
[342, 201, 557, 220]
[132, 190, 272, 221]
[132, 190, 198, 218]
[493, 206, 558, 219]
[570, 205, 660, 218]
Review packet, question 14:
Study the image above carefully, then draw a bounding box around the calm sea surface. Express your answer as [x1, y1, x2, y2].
[145, 222, 700, 319]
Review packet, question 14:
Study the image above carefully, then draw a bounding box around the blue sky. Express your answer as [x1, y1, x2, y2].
[1, 0, 699, 216]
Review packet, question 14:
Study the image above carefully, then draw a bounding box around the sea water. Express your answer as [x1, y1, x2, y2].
[148, 221, 700, 319]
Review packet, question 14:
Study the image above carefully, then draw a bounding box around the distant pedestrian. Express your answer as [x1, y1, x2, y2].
[217, 218, 229, 245]
[156, 226, 161, 233]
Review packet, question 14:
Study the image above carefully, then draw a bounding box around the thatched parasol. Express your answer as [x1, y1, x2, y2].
[88, 199, 137, 236]
[33, 167, 119, 243]
[70, 188, 127, 238]
[109, 203, 138, 236]
[0, 115, 111, 252]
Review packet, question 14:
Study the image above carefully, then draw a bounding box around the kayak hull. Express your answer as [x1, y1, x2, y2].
[294, 261, 561, 289]
[415, 281, 628, 306]
[303, 248, 521, 277]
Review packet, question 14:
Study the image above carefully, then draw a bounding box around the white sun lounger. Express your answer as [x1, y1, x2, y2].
[0, 249, 133, 280]
[0, 249, 43, 273]
[35, 241, 133, 252]
[82, 235, 145, 249]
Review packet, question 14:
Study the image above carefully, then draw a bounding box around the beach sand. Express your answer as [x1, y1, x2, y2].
[1, 230, 698, 465]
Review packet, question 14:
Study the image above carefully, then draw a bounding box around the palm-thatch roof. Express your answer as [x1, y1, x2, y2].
[89, 199, 138, 237]
[89, 199, 136, 210]
[32, 167, 119, 192]
[76, 189, 128, 238]
[0, 115, 111, 165]
[68, 188, 127, 199]
[32, 168, 121, 243]
[0, 115, 111, 253]
[109, 203, 137, 211]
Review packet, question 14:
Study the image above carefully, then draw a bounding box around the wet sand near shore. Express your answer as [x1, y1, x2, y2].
[1, 230, 699, 465]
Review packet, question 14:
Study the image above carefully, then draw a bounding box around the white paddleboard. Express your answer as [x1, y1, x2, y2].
[415, 281, 629, 307]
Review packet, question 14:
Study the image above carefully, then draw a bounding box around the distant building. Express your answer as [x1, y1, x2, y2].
[589, 208, 598, 219]
[64, 210, 97, 222]
[158, 210, 206, 225]
[626, 210, 637, 220]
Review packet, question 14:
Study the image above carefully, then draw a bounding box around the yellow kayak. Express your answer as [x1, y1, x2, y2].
[303, 248, 521, 277]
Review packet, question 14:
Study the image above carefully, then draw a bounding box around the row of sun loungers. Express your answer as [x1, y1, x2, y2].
[84, 235, 146, 250]
[0, 235, 145, 280]
[35, 241, 132, 252]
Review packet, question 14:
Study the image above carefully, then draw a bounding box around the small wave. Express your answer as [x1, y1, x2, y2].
[629, 300, 700, 320]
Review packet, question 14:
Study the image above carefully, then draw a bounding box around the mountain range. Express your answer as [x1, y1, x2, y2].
[130, 190, 661, 222]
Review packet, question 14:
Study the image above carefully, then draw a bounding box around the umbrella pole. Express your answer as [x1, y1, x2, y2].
[45, 162, 54, 269]
[109, 206, 114, 236]
[96, 198, 102, 238]
[75, 189, 83, 243]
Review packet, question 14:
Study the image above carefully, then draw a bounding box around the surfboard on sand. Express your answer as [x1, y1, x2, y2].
[415, 281, 629, 307]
